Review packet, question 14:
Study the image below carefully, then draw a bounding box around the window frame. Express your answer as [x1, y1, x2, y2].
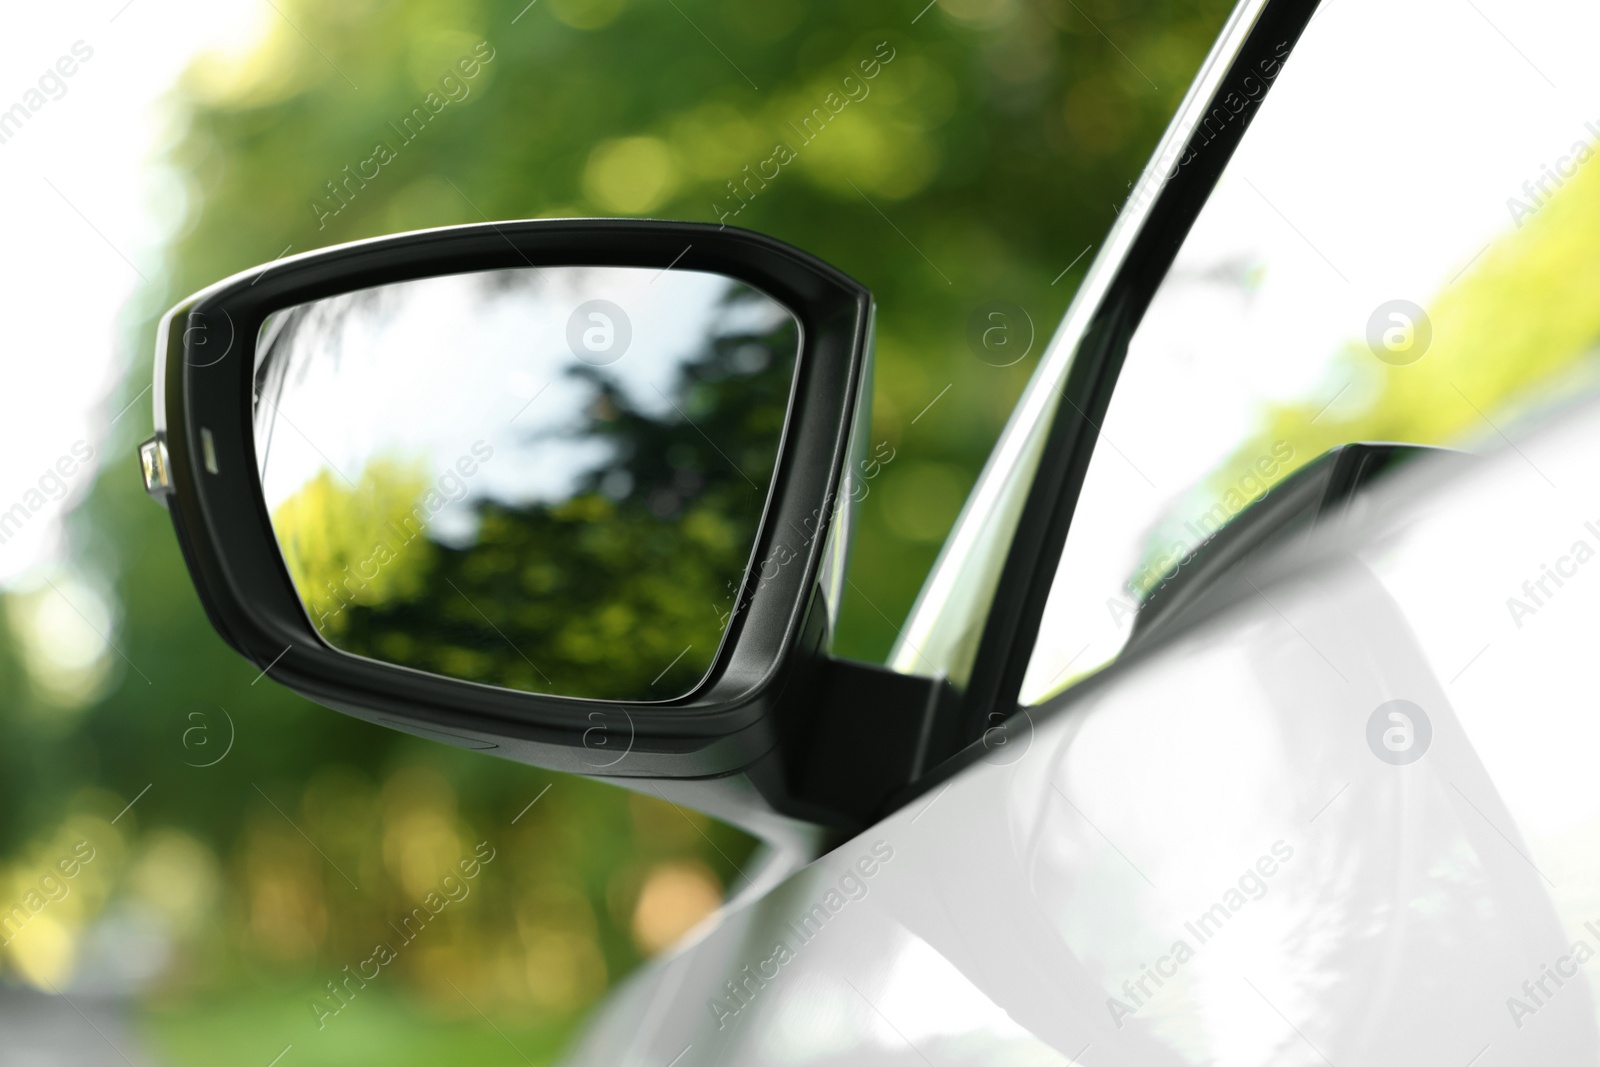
[889, 0, 1324, 765]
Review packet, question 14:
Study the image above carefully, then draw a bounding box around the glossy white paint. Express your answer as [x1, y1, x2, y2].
[566, 395, 1600, 1063]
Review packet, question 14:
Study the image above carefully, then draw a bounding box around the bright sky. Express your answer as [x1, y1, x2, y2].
[256, 266, 793, 548]
[0, 0, 270, 586]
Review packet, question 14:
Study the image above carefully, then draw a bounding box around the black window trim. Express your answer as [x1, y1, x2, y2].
[924, 0, 1325, 767]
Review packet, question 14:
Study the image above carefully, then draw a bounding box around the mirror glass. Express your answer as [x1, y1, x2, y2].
[252, 266, 800, 702]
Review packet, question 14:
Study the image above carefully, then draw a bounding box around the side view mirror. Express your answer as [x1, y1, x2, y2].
[140, 220, 932, 835]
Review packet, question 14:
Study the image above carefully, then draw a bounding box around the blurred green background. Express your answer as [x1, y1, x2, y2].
[0, 0, 1234, 1062]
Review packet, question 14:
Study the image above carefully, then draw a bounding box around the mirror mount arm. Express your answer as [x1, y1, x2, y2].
[574, 662, 952, 875]
[780, 658, 957, 829]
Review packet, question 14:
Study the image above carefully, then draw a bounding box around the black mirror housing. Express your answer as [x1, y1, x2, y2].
[143, 219, 874, 794]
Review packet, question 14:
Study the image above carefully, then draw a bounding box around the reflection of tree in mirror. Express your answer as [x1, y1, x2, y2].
[272, 456, 437, 634]
[285, 283, 798, 702]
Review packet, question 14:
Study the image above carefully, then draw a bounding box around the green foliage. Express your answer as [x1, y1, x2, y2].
[273, 457, 437, 637]
[169, 0, 1236, 660]
[143, 990, 578, 1067]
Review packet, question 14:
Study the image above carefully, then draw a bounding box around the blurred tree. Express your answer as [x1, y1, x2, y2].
[167, 0, 1237, 660]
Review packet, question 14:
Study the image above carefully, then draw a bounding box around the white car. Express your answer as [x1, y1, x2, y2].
[143, 0, 1600, 1060]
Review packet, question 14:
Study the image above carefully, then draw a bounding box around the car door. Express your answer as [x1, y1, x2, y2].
[560, 408, 1600, 1067]
[560, 0, 1600, 1060]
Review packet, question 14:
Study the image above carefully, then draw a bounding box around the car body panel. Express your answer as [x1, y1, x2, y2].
[565, 396, 1600, 1064]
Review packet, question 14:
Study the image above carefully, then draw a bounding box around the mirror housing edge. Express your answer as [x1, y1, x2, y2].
[145, 219, 904, 835]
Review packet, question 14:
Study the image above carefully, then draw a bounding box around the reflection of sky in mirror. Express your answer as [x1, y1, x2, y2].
[253, 266, 795, 545]
[1023, 0, 1600, 701]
